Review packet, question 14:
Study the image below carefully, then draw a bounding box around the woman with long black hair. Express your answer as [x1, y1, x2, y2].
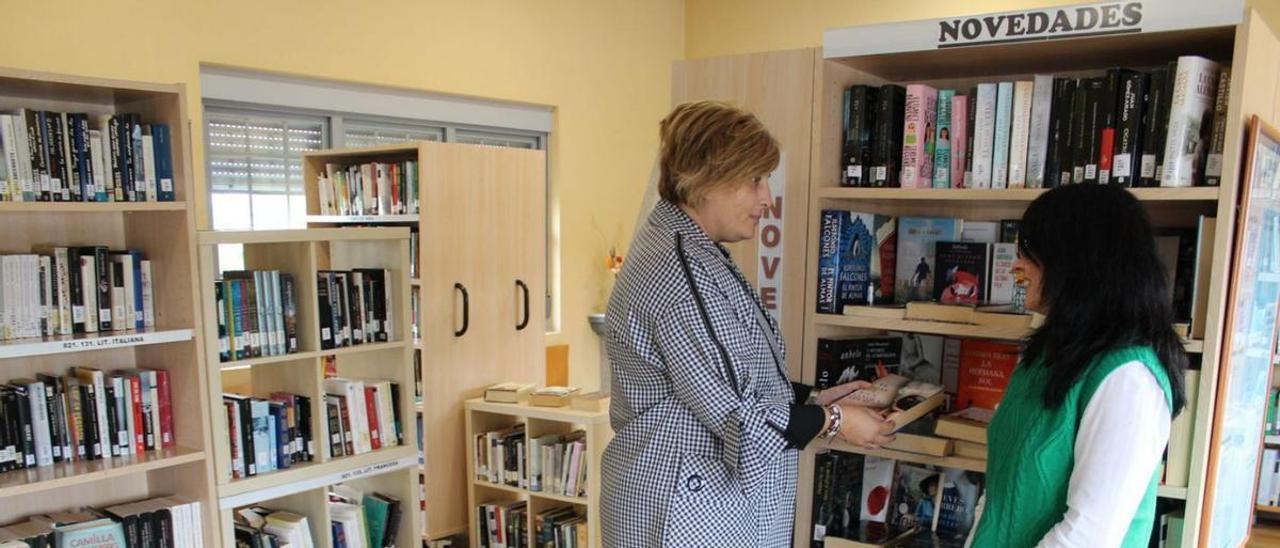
[969, 184, 1188, 547]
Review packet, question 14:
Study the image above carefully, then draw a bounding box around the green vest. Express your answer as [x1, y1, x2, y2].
[970, 346, 1173, 548]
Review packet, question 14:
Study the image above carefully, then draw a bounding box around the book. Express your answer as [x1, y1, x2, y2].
[935, 468, 984, 541]
[836, 212, 897, 307]
[933, 407, 992, 444]
[871, 86, 906, 188]
[816, 337, 904, 388]
[531, 386, 579, 407]
[932, 89, 955, 188]
[953, 441, 987, 461]
[933, 242, 990, 305]
[895, 217, 963, 304]
[1026, 74, 1054, 188]
[900, 85, 938, 188]
[1047, 78, 1076, 187]
[987, 243, 1017, 306]
[970, 83, 997, 188]
[1139, 68, 1170, 187]
[843, 86, 877, 187]
[1204, 69, 1231, 186]
[1068, 78, 1090, 183]
[1112, 70, 1147, 186]
[883, 418, 953, 457]
[841, 374, 945, 432]
[949, 94, 968, 188]
[1096, 68, 1124, 184]
[955, 340, 1019, 410]
[990, 82, 1014, 188]
[889, 465, 940, 535]
[1161, 56, 1221, 187]
[1190, 216, 1217, 339]
[811, 450, 865, 545]
[1006, 80, 1033, 188]
[485, 382, 535, 404]
[861, 456, 896, 523]
[963, 86, 978, 188]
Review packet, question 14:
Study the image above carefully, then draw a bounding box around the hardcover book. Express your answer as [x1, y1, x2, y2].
[1161, 55, 1221, 187]
[895, 218, 962, 303]
[955, 340, 1020, 410]
[1006, 80, 1033, 188]
[816, 337, 904, 388]
[837, 212, 898, 307]
[1096, 68, 1124, 184]
[933, 242, 990, 306]
[1026, 74, 1054, 188]
[843, 86, 878, 187]
[1205, 69, 1231, 186]
[1139, 67, 1170, 187]
[1112, 69, 1147, 186]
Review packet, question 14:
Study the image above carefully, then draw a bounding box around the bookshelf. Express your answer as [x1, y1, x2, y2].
[0, 67, 215, 542]
[196, 227, 420, 547]
[673, 4, 1280, 547]
[303, 142, 547, 541]
[464, 399, 610, 548]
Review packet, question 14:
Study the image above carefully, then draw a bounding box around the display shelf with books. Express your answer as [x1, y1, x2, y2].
[464, 398, 609, 548]
[305, 141, 547, 540]
[0, 66, 214, 543]
[782, 5, 1277, 546]
[198, 227, 419, 546]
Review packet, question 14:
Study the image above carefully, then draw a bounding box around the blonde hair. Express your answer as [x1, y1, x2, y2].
[658, 101, 780, 206]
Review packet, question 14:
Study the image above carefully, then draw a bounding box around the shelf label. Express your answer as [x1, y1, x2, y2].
[338, 456, 412, 482]
[60, 334, 147, 350]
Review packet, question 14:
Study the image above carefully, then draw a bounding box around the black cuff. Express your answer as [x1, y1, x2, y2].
[784, 403, 827, 450]
[791, 382, 814, 404]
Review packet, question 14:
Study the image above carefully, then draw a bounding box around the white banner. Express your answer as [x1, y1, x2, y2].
[757, 154, 786, 324]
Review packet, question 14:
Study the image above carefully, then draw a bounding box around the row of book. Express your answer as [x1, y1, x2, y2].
[1258, 449, 1280, 507]
[0, 366, 172, 472]
[474, 424, 588, 498]
[0, 495, 201, 548]
[221, 391, 314, 480]
[215, 270, 299, 362]
[324, 378, 404, 457]
[475, 503, 585, 548]
[811, 451, 981, 548]
[233, 506, 313, 548]
[318, 269, 396, 350]
[329, 484, 404, 548]
[840, 55, 1228, 189]
[815, 212, 1217, 338]
[316, 161, 420, 217]
[0, 109, 176, 202]
[0, 247, 156, 341]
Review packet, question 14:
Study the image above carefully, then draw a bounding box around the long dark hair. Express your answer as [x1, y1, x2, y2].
[1018, 184, 1187, 414]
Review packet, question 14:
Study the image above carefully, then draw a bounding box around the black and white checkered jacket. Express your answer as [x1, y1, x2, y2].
[601, 200, 798, 547]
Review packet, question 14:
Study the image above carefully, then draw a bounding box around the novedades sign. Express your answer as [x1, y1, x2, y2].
[938, 2, 1142, 48]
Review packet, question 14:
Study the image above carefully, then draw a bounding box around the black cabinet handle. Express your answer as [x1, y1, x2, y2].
[516, 279, 530, 331]
[454, 282, 469, 337]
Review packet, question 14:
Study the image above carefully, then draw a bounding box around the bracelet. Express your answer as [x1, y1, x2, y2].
[822, 404, 842, 440]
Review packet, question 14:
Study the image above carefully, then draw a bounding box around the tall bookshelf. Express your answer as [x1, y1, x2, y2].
[0, 68, 215, 542]
[303, 141, 548, 542]
[464, 399, 610, 548]
[197, 227, 420, 546]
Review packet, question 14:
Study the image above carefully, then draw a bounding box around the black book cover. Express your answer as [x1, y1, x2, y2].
[280, 273, 298, 353]
[1139, 68, 1169, 187]
[35, 374, 64, 463]
[24, 110, 48, 201]
[1112, 70, 1147, 187]
[332, 272, 348, 347]
[108, 116, 126, 202]
[1043, 78, 1071, 188]
[872, 85, 906, 187]
[999, 220, 1021, 244]
[1068, 79, 1089, 183]
[325, 397, 344, 458]
[963, 87, 977, 185]
[341, 272, 359, 346]
[103, 382, 119, 457]
[235, 397, 256, 477]
[1097, 69, 1123, 184]
[1082, 77, 1106, 183]
[390, 382, 403, 446]
[269, 402, 289, 470]
[843, 85, 877, 187]
[43, 112, 67, 201]
[113, 115, 134, 202]
[11, 384, 34, 468]
[382, 496, 403, 548]
[297, 394, 313, 461]
[67, 247, 85, 333]
[91, 246, 111, 331]
[1154, 60, 1177, 184]
[215, 282, 230, 362]
[934, 241, 991, 305]
[815, 337, 904, 388]
[811, 450, 866, 547]
[317, 272, 335, 350]
[2, 390, 17, 471]
[69, 113, 91, 201]
[80, 383, 101, 459]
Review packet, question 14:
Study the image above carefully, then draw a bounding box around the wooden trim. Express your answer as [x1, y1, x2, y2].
[815, 186, 1221, 202]
[197, 227, 409, 245]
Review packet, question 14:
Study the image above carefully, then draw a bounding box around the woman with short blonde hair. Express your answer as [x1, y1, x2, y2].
[600, 100, 895, 546]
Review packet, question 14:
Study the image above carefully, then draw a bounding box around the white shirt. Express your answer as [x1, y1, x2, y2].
[967, 360, 1173, 547]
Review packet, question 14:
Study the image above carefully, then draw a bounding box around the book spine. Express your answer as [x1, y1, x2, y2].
[1008, 80, 1034, 188]
[25, 110, 48, 201]
[282, 273, 298, 353]
[1139, 69, 1169, 187]
[129, 115, 144, 201]
[872, 86, 905, 187]
[365, 386, 381, 451]
[155, 369, 173, 448]
[0, 117, 22, 201]
[88, 129, 107, 201]
[840, 87, 855, 186]
[141, 130, 157, 202]
[933, 89, 955, 188]
[79, 250, 98, 333]
[65, 114, 83, 202]
[900, 84, 937, 188]
[74, 114, 93, 201]
[1027, 74, 1054, 188]
[54, 248, 71, 336]
[94, 247, 111, 331]
[152, 124, 175, 200]
[1069, 79, 1090, 183]
[972, 83, 997, 188]
[317, 273, 334, 350]
[109, 116, 126, 201]
[43, 112, 66, 201]
[1162, 56, 1221, 187]
[1205, 69, 1231, 186]
[140, 259, 154, 327]
[1097, 69, 1122, 184]
[991, 82, 1014, 188]
[950, 94, 968, 188]
[816, 211, 843, 314]
[1113, 70, 1147, 187]
[111, 260, 127, 332]
[216, 282, 229, 362]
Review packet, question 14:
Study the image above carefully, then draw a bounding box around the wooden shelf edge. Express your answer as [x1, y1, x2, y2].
[815, 186, 1221, 202]
[303, 143, 421, 158]
[0, 328, 194, 359]
[0, 201, 187, 212]
[818, 439, 987, 473]
[198, 227, 410, 245]
[304, 215, 420, 225]
[466, 398, 610, 424]
[0, 446, 204, 499]
[1158, 485, 1189, 500]
[1258, 504, 1280, 514]
[472, 479, 587, 505]
[818, 314, 1206, 352]
[217, 446, 418, 509]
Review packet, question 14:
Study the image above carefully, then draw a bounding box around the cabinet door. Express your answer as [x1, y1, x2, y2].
[419, 141, 544, 537]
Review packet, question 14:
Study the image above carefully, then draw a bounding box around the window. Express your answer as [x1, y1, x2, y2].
[343, 119, 443, 148]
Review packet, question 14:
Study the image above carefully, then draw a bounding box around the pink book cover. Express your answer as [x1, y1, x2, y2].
[900, 84, 938, 188]
[951, 94, 968, 188]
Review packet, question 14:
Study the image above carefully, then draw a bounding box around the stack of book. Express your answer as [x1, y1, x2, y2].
[316, 160, 419, 216]
[316, 269, 395, 350]
[840, 56, 1229, 189]
[215, 270, 300, 362]
[222, 391, 315, 479]
[0, 247, 157, 341]
[233, 506, 314, 548]
[0, 495, 201, 547]
[0, 366, 174, 472]
[322, 378, 404, 459]
[476, 501, 527, 548]
[535, 506, 586, 548]
[0, 110, 176, 202]
[328, 484, 403, 548]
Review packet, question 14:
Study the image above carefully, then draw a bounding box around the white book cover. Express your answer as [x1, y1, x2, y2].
[88, 130, 106, 201]
[12, 112, 34, 201]
[989, 243, 1018, 305]
[22, 255, 37, 338]
[141, 134, 157, 202]
[120, 375, 137, 456]
[39, 256, 53, 336]
[110, 260, 127, 333]
[377, 163, 392, 215]
[0, 116, 22, 201]
[53, 248, 71, 335]
[272, 271, 285, 355]
[961, 221, 999, 243]
[972, 83, 997, 188]
[28, 381, 53, 467]
[111, 254, 136, 330]
[140, 260, 154, 327]
[992, 82, 1014, 189]
[1162, 56, 1221, 187]
[145, 370, 161, 451]
[1008, 80, 1035, 188]
[1, 256, 12, 340]
[80, 254, 98, 333]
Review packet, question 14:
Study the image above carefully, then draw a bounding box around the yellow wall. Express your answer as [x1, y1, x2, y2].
[686, 0, 1280, 59]
[3, 0, 684, 391]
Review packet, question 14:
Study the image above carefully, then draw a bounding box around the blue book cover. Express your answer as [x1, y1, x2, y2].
[933, 89, 956, 188]
[129, 250, 145, 329]
[895, 217, 963, 303]
[838, 213, 897, 307]
[151, 123, 175, 201]
[816, 210, 845, 313]
[992, 82, 1014, 188]
[270, 402, 289, 469]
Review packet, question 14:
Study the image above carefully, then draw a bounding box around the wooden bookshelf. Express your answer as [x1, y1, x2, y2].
[196, 227, 420, 547]
[304, 142, 547, 541]
[464, 399, 610, 548]
[0, 67, 215, 542]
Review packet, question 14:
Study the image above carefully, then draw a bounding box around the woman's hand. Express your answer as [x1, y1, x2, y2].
[815, 380, 872, 406]
[837, 404, 896, 449]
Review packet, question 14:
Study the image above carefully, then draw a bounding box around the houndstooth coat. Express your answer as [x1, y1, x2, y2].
[601, 200, 799, 547]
